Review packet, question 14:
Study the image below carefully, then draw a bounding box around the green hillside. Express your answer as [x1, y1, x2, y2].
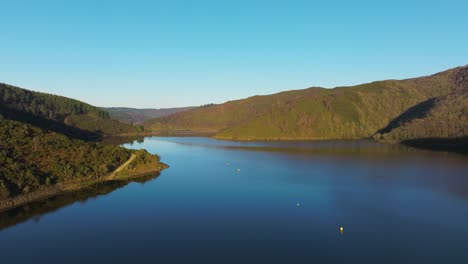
[144, 66, 468, 140]
[103, 106, 195, 124]
[0, 119, 131, 198]
[0, 83, 140, 137]
[0, 84, 166, 203]
[374, 91, 468, 153]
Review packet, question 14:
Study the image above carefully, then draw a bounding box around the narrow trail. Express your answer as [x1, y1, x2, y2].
[107, 154, 136, 180]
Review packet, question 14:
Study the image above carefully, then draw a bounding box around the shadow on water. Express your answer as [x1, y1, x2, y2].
[401, 137, 468, 155]
[0, 172, 161, 231]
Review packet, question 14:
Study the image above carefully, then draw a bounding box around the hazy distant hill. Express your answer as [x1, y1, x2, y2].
[0, 83, 140, 138]
[103, 107, 195, 124]
[144, 66, 468, 142]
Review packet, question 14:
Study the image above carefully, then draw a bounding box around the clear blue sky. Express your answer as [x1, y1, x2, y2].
[1, 0, 467, 108]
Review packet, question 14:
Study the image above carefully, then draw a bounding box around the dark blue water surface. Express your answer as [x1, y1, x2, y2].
[1, 137, 468, 263]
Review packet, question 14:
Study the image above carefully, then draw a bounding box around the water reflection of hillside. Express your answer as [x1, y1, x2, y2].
[138, 137, 466, 159]
[0, 173, 161, 231]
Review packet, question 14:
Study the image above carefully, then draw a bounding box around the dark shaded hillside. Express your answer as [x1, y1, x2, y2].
[103, 106, 195, 124]
[374, 92, 468, 153]
[64, 114, 143, 135]
[144, 66, 468, 140]
[376, 98, 438, 135]
[0, 83, 139, 136]
[0, 104, 101, 140]
[0, 83, 109, 120]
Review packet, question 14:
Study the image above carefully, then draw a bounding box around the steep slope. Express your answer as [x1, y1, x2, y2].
[376, 93, 467, 141]
[0, 83, 139, 137]
[103, 106, 195, 124]
[144, 66, 468, 140]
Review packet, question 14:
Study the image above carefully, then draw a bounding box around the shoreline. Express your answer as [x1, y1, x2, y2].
[0, 154, 168, 213]
[145, 129, 364, 141]
[213, 135, 365, 141]
[145, 131, 468, 155]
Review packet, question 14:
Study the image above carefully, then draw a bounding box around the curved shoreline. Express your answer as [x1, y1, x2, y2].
[0, 154, 168, 212]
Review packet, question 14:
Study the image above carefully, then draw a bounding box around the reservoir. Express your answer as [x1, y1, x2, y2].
[1, 137, 468, 263]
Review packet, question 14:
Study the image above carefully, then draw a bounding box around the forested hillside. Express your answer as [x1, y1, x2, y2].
[0, 83, 140, 136]
[144, 66, 468, 141]
[0, 83, 166, 203]
[0, 83, 109, 120]
[375, 93, 467, 141]
[0, 119, 131, 198]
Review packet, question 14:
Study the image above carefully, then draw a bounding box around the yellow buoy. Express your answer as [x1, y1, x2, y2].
[340, 227, 344, 233]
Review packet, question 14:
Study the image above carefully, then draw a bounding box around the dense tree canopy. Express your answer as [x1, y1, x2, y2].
[375, 92, 468, 141]
[0, 120, 131, 198]
[0, 83, 109, 120]
[0, 83, 141, 136]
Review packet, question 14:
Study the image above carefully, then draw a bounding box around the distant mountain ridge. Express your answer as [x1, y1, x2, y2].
[144, 66, 468, 145]
[103, 106, 195, 124]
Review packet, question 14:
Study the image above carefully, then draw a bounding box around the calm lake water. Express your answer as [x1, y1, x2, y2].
[1, 137, 468, 263]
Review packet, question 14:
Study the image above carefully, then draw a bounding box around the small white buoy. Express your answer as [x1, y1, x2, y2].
[297, 202, 300, 207]
[237, 168, 240, 172]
